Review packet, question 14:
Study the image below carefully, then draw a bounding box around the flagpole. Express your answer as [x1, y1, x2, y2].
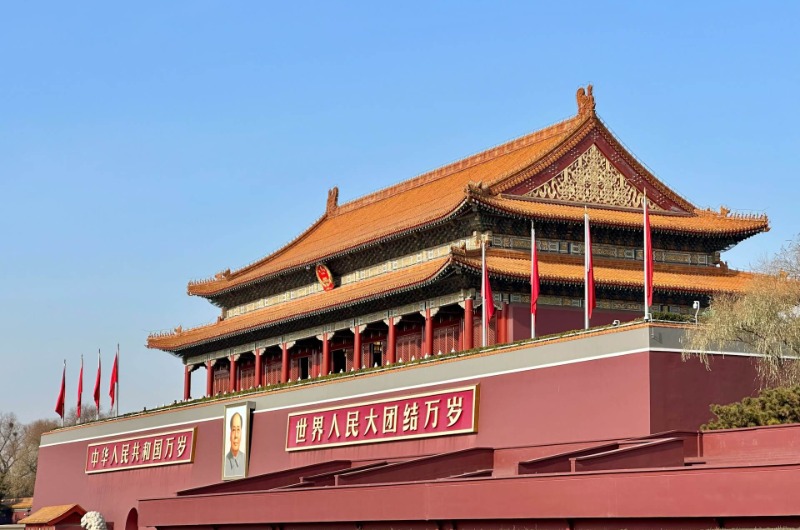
[78, 355, 83, 425]
[481, 240, 488, 348]
[531, 221, 536, 339]
[96, 349, 101, 420]
[584, 211, 589, 330]
[61, 360, 66, 427]
[643, 191, 650, 321]
[116, 343, 120, 417]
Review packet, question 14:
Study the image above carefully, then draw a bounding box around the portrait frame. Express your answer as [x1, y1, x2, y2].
[221, 401, 254, 480]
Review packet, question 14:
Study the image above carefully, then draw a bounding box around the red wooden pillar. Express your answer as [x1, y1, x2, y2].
[463, 298, 474, 351]
[321, 333, 330, 375]
[353, 326, 362, 370]
[386, 317, 396, 364]
[229, 355, 237, 392]
[281, 342, 290, 383]
[496, 302, 506, 345]
[424, 308, 434, 355]
[205, 360, 213, 397]
[254, 348, 263, 387]
[183, 365, 191, 400]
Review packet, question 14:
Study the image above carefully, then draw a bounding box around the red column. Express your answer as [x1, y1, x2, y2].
[183, 365, 191, 400]
[229, 356, 237, 392]
[386, 317, 396, 364]
[463, 298, 474, 351]
[353, 326, 362, 370]
[281, 343, 289, 383]
[254, 348, 263, 387]
[205, 360, 213, 397]
[321, 333, 330, 375]
[424, 308, 434, 355]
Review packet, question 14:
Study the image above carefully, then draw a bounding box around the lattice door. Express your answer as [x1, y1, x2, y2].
[433, 324, 460, 355]
[396, 333, 422, 361]
[213, 367, 230, 394]
[264, 356, 281, 385]
[472, 315, 496, 347]
[239, 361, 255, 391]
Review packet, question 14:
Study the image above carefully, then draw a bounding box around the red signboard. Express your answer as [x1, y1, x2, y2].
[85, 427, 196, 474]
[286, 385, 479, 451]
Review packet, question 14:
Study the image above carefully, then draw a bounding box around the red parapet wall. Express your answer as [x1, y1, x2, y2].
[32, 337, 774, 530]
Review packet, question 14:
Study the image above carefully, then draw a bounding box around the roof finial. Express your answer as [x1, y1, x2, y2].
[576, 84, 596, 117]
[326, 186, 339, 216]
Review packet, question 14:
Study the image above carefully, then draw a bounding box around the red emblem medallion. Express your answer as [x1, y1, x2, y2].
[315, 264, 335, 291]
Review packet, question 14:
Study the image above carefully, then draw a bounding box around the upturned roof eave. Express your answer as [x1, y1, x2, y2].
[152, 259, 457, 354]
[186, 200, 473, 301]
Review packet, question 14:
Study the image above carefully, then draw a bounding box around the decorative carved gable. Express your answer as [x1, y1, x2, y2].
[525, 144, 662, 210]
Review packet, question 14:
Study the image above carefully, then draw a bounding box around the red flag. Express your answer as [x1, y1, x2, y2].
[55, 362, 65, 419]
[585, 213, 596, 323]
[77, 357, 83, 419]
[644, 195, 654, 311]
[482, 242, 495, 321]
[109, 352, 119, 408]
[93, 350, 101, 412]
[531, 225, 540, 317]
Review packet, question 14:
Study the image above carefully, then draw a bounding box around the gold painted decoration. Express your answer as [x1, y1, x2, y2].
[526, 144, 662, 210]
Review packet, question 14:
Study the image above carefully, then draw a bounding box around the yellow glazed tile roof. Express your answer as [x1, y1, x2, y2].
[184, 87, 767, 300]
[454, 248, 755, 294]
[19, 504, 85, 525]
[187, 115, 588, 297]
[151, 245, 756, 351]
[150, 256, 453, 351]
[476, 195, 769, 237]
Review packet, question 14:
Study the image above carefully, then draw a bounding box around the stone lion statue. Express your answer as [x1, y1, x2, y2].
[81, 512, 108, 530]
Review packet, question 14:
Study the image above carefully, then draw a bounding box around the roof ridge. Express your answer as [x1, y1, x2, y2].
[334, 114, 584, 216]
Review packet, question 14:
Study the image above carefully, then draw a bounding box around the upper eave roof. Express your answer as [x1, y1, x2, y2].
[187, 111, 589, 298]
[186, 86, 766, 299]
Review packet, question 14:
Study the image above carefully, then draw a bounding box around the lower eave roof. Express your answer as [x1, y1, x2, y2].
[149, 256, 454, 352]
[150, 247, 755, 354]
[453, 248, 755, 295]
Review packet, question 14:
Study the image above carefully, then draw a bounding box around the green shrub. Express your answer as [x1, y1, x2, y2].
[703, 385, 800, 430]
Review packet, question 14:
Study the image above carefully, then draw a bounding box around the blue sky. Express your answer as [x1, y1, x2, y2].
[1, 2, 798, 422]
